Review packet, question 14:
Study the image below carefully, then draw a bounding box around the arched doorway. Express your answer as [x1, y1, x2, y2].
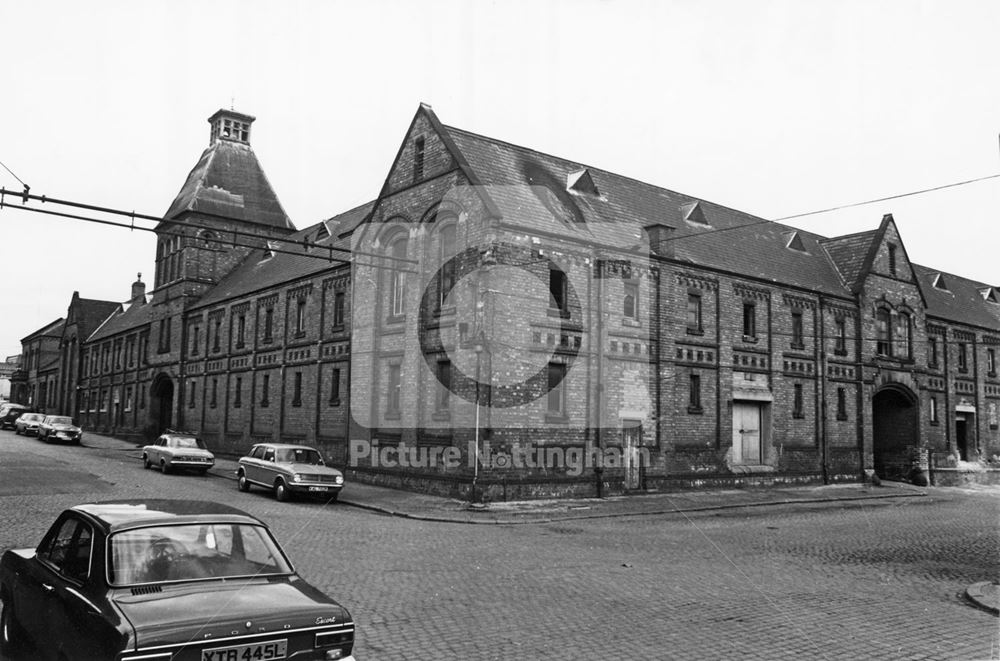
[872, 384, 919, 481]
[149, 374, 174, 438]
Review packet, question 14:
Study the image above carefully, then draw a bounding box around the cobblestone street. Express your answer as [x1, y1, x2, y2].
[1, 431, 997, 660]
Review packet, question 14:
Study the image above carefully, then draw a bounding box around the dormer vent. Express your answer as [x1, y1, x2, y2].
[783, 230, 807, 253]
[315, 222, 330, 241]
[208, 109, 255, 146]
[682, 201, 709, 226]
[932, 273, 949, 291]
[566, 169, 600, 197]
[981, 287, 998, 303]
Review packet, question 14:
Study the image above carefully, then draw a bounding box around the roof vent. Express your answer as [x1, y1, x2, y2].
[682, 202, 709, 226]
[981, 287, 998, 303]
[261, 240, 279, 262]
[783, 231, 808, 253]
[208, 109, 255, 146]
[566, 169, 600, 197]
[932, 273, 949, 291]
[315, 222, 330, 241]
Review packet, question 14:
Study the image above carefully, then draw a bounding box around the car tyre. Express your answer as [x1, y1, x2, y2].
[237, 472, 251, 492]
[143, 454, 151, 470]
[275, 480, 290, 502]
[1, 597, 25, 655]
[160, 460, 170, 475]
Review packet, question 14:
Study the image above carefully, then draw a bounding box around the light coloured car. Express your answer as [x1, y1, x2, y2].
[37, 415, 83, 444]
[142, 431, 215, 475]
[13, 412, 45, 436]
[237, 443, 344, 501]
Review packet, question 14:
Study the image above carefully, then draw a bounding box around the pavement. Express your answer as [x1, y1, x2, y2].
[85, 432, 1000, 616]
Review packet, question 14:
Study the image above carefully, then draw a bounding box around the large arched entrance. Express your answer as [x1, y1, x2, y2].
[149, 374, 174, 438]
[872, 384, 919, 481]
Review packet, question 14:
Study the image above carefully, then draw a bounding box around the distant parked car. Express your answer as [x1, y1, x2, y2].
[13, 413, 45, 436]
[0, 499, 356, 661]
[37, 415, 82, 444]
[237, 443, 344, 501]
[142, 431, 215, 474]
[0, 404, 30, 430]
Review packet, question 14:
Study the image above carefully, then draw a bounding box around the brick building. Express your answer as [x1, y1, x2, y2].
[23, 105, 1000, 497]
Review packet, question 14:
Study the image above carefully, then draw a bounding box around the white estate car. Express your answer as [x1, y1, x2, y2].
[142, 431, 215, 475]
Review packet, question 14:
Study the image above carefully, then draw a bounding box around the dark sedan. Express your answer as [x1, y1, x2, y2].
[0, 500, 355, 661]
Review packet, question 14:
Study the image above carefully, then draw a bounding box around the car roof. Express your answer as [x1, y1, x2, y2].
[254, 443, 319, 450]
[71, 499, 263, 535]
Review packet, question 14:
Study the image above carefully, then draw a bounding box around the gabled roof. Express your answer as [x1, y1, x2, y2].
[21, 318, 65, 343]
[914, 265, 1000, 330]
[66, 293, 121, 338]
[819, 230, 877, 289]
[87, 296, 151, 343]
[190, 201, 375, 310]
[163, 138, 294, 231]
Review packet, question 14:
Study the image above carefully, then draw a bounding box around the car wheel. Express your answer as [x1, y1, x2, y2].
[1, 597, 25, 655]
[15, 427, 21, 435]
[160, 459, 170, 475]
[143, 454, 151, 470]
[275, 480, 290, 502]
[237, 472, 251, 492]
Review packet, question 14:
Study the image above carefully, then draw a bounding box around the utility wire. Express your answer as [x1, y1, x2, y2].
[0, 159, 27, 187]
[773, 173, 1000, 221]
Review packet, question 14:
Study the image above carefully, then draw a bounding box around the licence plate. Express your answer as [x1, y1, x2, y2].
[202, 639, 287, 661]
[308, 486, 329, 492]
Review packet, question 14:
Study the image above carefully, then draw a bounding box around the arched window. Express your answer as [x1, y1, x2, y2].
[437, 223, 456, 310]
[875, 308, 892, 356]
[388, 233, 408, 317]
[894, 312, 911, 360]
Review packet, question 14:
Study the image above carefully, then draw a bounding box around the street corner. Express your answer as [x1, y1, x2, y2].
[964, 581, 1000, 615]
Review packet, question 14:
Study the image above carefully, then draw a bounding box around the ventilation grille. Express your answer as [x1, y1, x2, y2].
[131, 585, 163, 595]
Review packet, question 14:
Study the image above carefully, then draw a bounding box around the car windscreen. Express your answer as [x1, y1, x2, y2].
[24, 414, 44, 422]
[108, 523, 292, 585]
[276, 448, 323, 464]
[48, 417, 73, 425]
[170, 436, 207, 449]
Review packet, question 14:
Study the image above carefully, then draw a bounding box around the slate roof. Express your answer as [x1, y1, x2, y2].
[914, 265, 1000, 331]
[163, 139, 294, 231]
[70, 297, 121, 338]
[189, 201, 374, 311]
[87, 296, 153, 343]
[22, 318, 65, 343]
[820, 230, 877, 290]
[443, 125, 852, 297]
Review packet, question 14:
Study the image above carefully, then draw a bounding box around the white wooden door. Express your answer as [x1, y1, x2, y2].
[732, 403, 762, 465]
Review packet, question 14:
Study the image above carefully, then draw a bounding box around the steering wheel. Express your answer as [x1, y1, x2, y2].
[144, 538, 185, 580]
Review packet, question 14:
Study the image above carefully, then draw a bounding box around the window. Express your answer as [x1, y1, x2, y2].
[742, 301, 756, 338]
[688, 373, 702, 413]
[875, 309, 891, 356]
[987, 348, 996, 376]
[138, 334, 148, 364]
[549, 269, 568, 315]
[188, 382, 196, 408]
[436, 360, 451, 411]
[236, 313, 247, 348]
[894, 313, 912, 360]
[793, 383, 804, 418]
[791, 311, 804, 349]
[686, 293, 702, 333]
[929, 396, 939, 423]
[294, 298, 306, 337]
[127, 338, 135, 367]
[158, 318, 171, 353]
[212, 318, 222, 352]
[333, 291, 346, 327]
[389, 235, 408, 318]
[547, 362, 567, 415]
[834, 317, 846, 354]
[210, 378, 218, 408]
[191, 326, 200, 356]
[125, 386, 133, 412]
[139, 386, 145, 409]
[438, 224, 456, 311]
[413, 136, 425, 182]
[260, 374, 270, 407]
[329, 368, 341, 405]
[624, 282, 638, 320]
[40, 517, 92, 582]
[263, 307, 274, 342]
[292, 371, 302, 407]
[957, 342, 968, 372]
[234, 377, 242, 408]
[836, 387, 847, 420]
[928, 336, 939, 368]
[387, 364, 401, 416]
[888, 244, 897, 276]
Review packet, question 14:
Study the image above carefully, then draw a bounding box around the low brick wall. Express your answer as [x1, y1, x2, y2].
[931, 467, 1000, 487]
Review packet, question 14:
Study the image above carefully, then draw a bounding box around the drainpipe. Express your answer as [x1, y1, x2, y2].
[594, 256, 604, 498]
[818, 298, 829, 484]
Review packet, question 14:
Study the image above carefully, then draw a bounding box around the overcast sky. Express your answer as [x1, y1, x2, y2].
[1, 0, 997, 359]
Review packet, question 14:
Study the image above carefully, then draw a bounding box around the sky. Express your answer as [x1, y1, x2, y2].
[1, 0, 997, 359]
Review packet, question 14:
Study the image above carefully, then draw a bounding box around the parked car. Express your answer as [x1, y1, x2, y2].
[142, 431, 215, 475]
[13, 413, 45, 436]
[37, 415, 83, 444]
[0, 499, 356, 661]
[238, 443, 345, 502]
[0, 404, 30, 430]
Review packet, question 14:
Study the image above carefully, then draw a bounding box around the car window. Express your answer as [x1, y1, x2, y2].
[250, 446, 264, 459]
[171, 436, 205, 449]
[39, 517, 93, 581]
[263, 448, 275, 462]
[277, 448, 323, 464]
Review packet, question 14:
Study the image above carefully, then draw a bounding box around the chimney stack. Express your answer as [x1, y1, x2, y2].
[131, 273, 146, 302]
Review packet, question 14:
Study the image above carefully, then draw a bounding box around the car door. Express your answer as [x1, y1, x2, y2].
[242, 445, 261, 485]
[260, 446, 278, 486]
